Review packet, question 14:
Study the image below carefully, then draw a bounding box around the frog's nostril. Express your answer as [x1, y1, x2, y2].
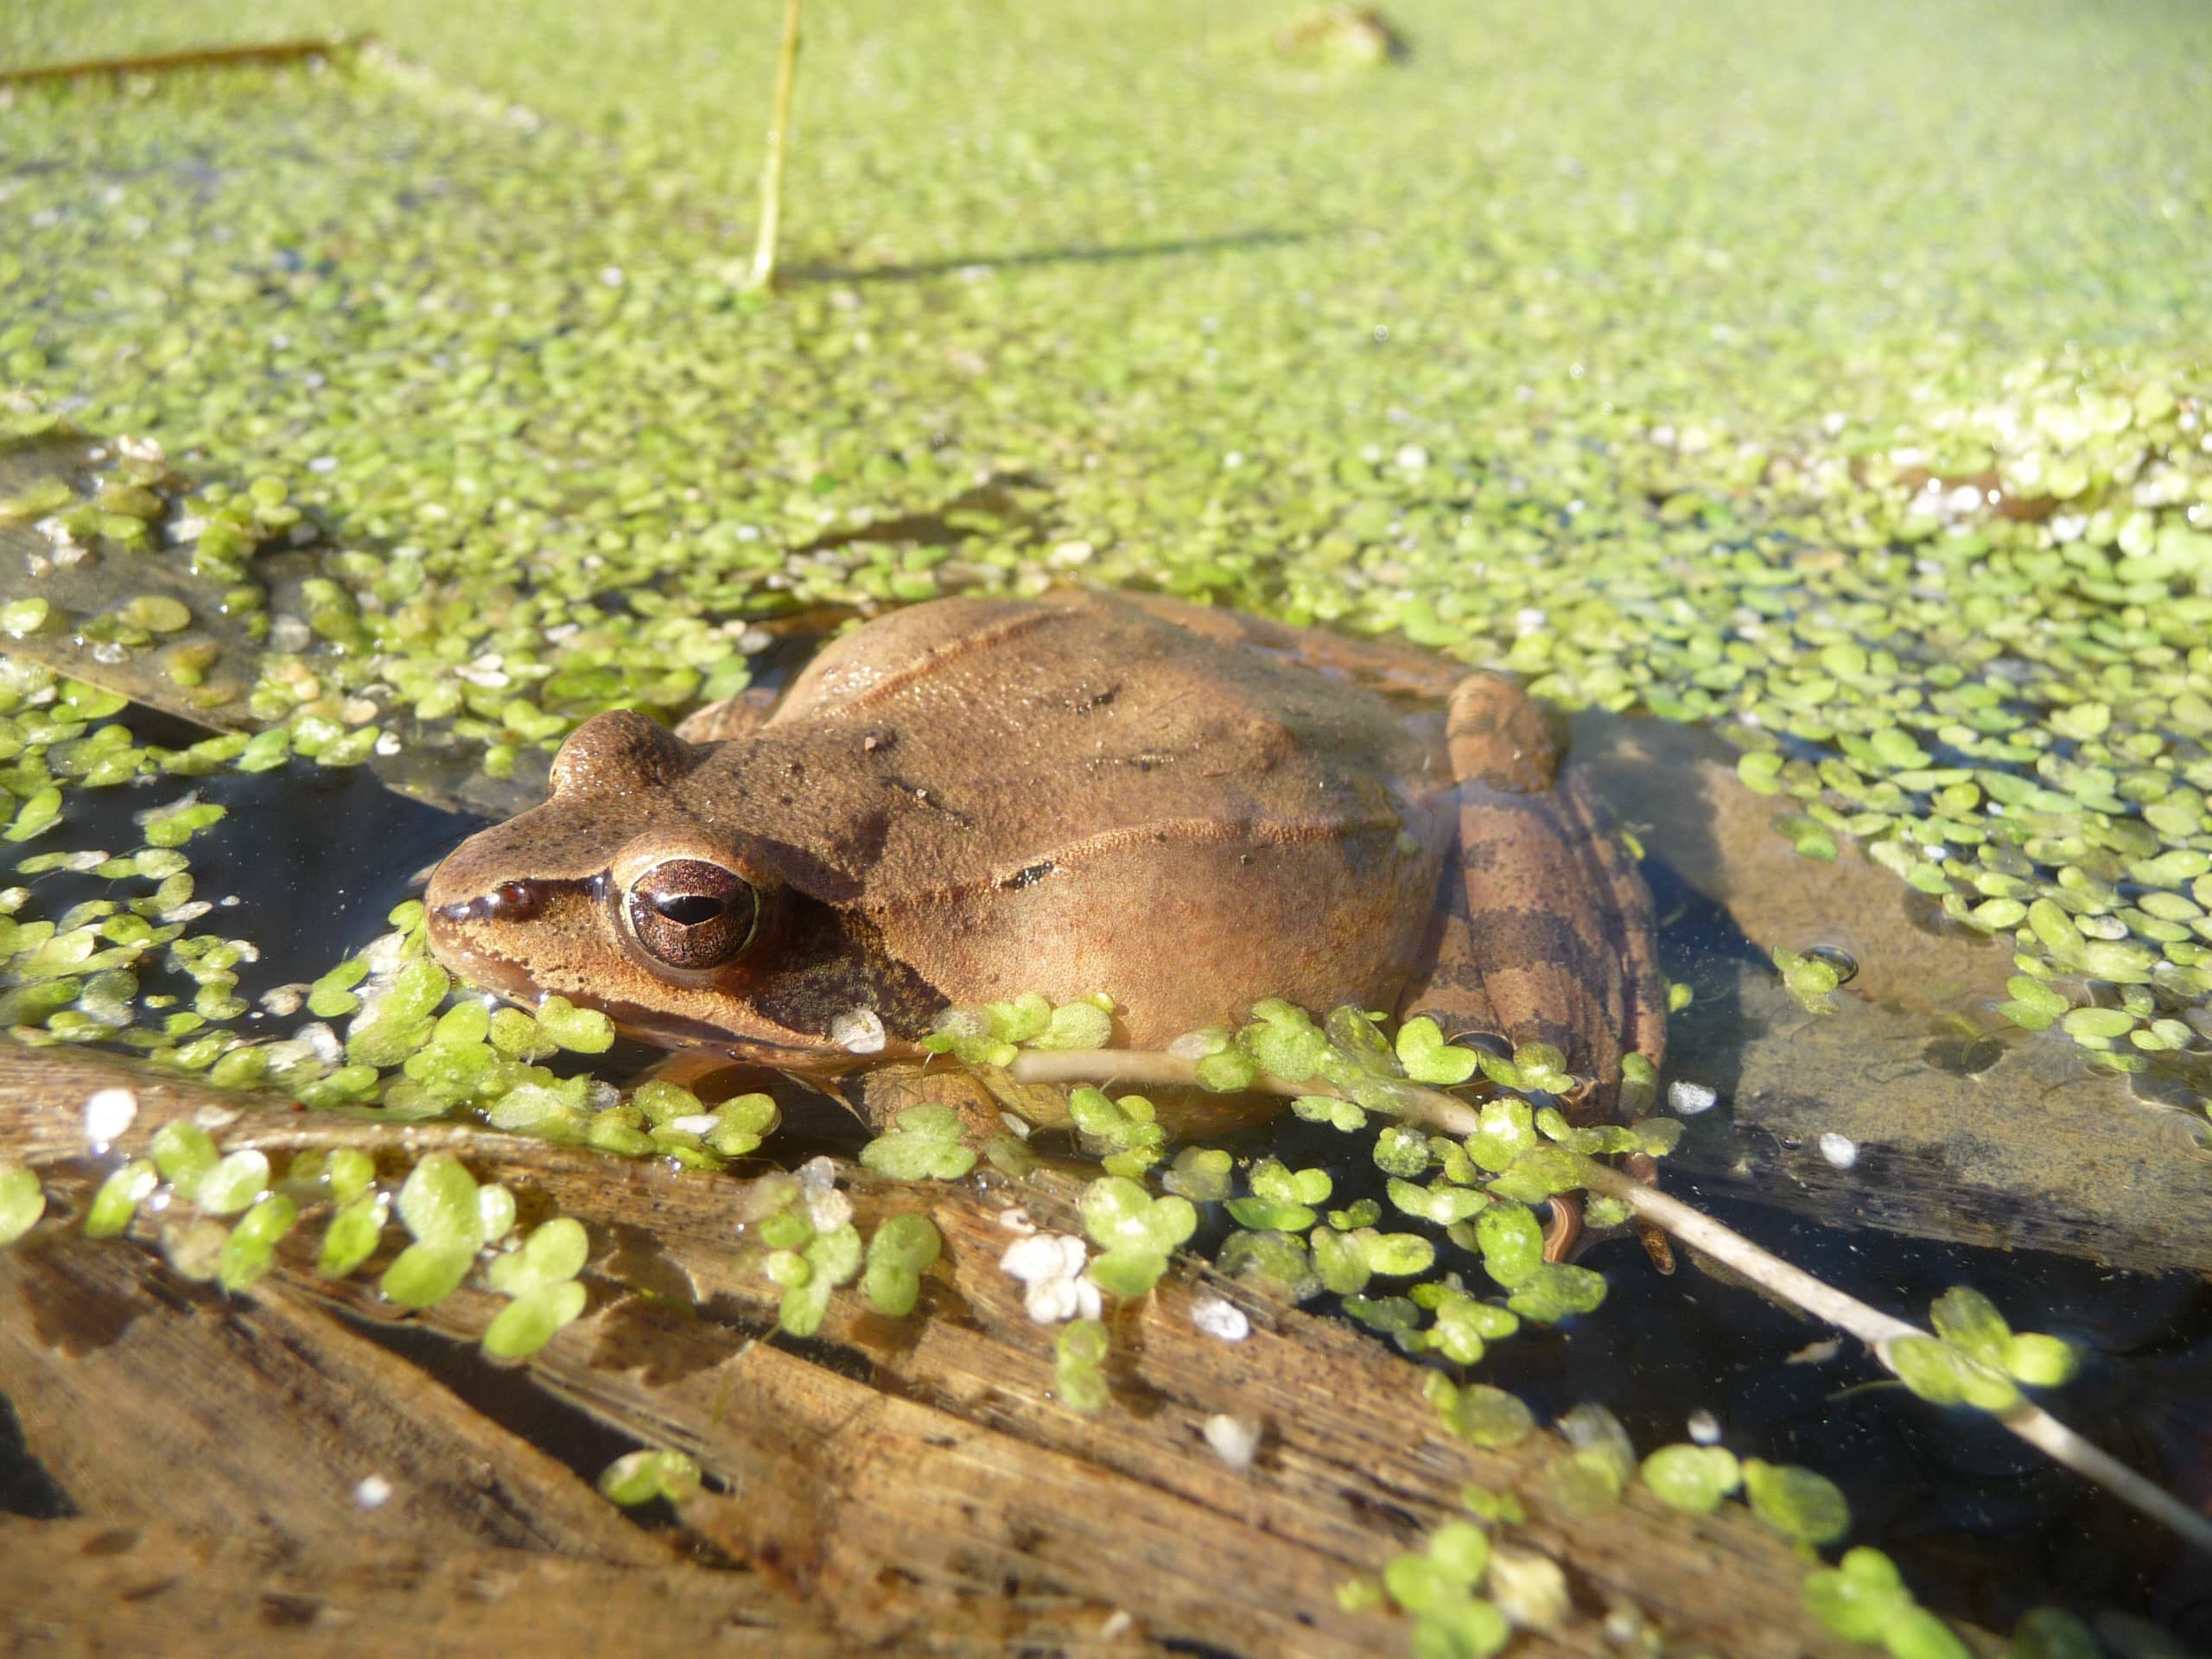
[436, 880, 548, 925]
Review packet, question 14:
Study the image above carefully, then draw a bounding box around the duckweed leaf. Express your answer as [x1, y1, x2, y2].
[319, 1193, 387, 1278]
[1426, 1375, 1534, 1448]
[1055, 1317, 1109, 1413]
[1310, 1225, 1372, 1295]
[1541, 1448, 1624, 1514]
[1741, 1459, 1851, 1545]
[485, 1216, 589, 1297]
[195, 1149, 270, 1216]
[1160, 1146, 1234, 1201]
[1640, 1444, 1742, 1513]
[779, 1222, 863, 1337]
[1087, 1246, 1171, 1299]
[483, 1281, 589, 1359]
[84, 1158, 157, 1238]
[476, 1183, 518, 1245]
[1388, 1178, 1490, 1225]
[1395, 1016, 1479, 1085]
[1485, 1147, 1584, 1204]
[0, 1165, 44, 1247]
[1927, 1286, 2012, 1364]
[381, 1242, 474, 1308]
[1031, 997, 1114, 1052]
[861, 1213, 942, 1316]
[534, 994, 614, 1053]
[1506, 1263, 1607, 1323]
[2003, 1332, 2078, 1389]
[598, 1449, 702, 1508]
[1888, 1335, 2023, 1410]
[149, 1119, 219, 1197]
[1373, 1126, 1433, 1177]
[216, 1192, 297, 1290]
[1802, 1548, 1912, 1643]
[859, 1104, 977, 1181]
[1357, 1230, 1436, 1277]
[1474, 1201, 1545, 1289]
[395, 1152, 483, 1250]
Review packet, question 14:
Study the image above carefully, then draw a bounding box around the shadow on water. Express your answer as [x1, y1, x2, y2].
[786, 226, 1323, 286]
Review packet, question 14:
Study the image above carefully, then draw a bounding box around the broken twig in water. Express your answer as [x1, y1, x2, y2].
[0, 37, 364, 86]
[747, 0, 804, 291]
[1008, 1046, 2212, 1557]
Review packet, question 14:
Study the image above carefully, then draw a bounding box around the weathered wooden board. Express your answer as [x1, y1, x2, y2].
[0, 1041, 1881, 1657]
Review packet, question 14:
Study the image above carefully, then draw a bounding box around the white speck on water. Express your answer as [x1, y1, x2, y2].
[83, 1087, 137, 1148]
[1395, 443, 1429, 472]
[1667, 1080, 1718, 1116]
[830, 1008, 886, 1054]
[296, 1022, 344, 1066]
[1099, 1610, 1135, 1640]
[999, 1232, 1098, 1323]
[670, 1114, 721, 1135]
[1687, 1409, 1722, 1445]
[354, 1474, 393, 1510]
[1191, 1297, 1250, 1343]
[1203, 1413, 1262, 1471]
[998, 1207, 1037, 1235]
[308, 455, 338, 474]
[599, 265, 624, 286]
[1166, 1031, 1217, 1061]
[1818, 1132, 1859, 1169]
[800, 1159, 849, 1238]
[1514, 607, 1548, 636]
[997, 1111, 1032, 1140]
[1787, 1338, 1843, 1366]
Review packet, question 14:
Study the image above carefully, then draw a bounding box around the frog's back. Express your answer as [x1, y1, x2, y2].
[690, 591, 1454, 1042]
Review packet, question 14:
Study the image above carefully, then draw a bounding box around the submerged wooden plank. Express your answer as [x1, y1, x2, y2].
[1576, 712, 2212, 1276]
[0, 1516, 849, 1658]
[0, 1041, 1872, 1657]
[0, 1231, 659, 1564]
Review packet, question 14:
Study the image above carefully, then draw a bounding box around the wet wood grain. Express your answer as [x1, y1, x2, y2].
[0, 1041, 1872, 1657]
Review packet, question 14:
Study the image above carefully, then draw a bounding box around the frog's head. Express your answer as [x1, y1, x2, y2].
[424, 709, 924, 1073]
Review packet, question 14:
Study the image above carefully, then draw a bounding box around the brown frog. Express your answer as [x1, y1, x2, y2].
[424, 588, 1664, 1141]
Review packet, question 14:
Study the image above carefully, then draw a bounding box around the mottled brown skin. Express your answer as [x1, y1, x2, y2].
[424, 589, 1663, 1123]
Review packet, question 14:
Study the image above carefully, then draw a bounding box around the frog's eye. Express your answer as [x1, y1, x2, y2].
[626, 858, 761, 970]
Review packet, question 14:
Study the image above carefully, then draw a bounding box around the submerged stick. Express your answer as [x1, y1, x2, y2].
[1011, 1046, 2212, 1556]
[0, 37, 361, 86]
[747, 0, 804, 291]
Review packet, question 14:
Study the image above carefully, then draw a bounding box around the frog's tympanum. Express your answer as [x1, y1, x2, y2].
[425, 590, 1664, 1135]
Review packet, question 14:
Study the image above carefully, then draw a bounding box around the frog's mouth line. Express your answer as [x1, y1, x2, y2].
[423, 925, 907, 1076]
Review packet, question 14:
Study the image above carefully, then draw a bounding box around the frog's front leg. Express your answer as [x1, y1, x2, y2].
[855, 1062, 1072, 1141]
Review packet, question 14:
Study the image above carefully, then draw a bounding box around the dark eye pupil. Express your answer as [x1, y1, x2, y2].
[626, 858, 760, 970]
[652, 893, 728, 926]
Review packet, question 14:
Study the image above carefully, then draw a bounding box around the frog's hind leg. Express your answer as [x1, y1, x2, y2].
[1409, 672, 1674, 1269]
[1408, 672, 1657, 1086]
